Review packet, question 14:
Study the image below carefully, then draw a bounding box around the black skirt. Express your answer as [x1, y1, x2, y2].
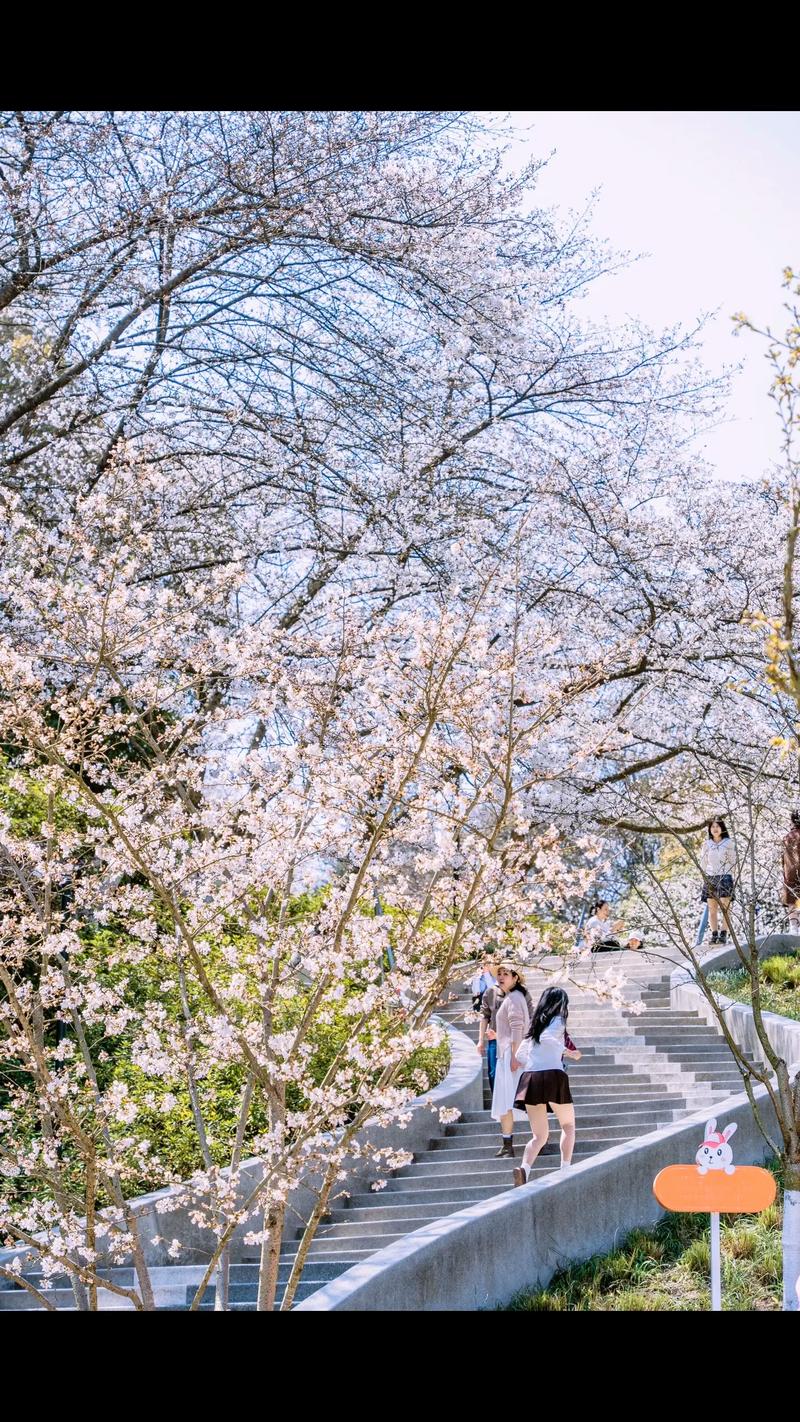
[700, 874, 734, 903]
[514, 1068, 573, 1110]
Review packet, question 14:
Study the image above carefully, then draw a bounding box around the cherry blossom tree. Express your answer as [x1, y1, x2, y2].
[601, 746, 800, 1310]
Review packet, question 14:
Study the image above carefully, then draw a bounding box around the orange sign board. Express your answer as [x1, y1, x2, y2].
[653, 1165, 776, 1214]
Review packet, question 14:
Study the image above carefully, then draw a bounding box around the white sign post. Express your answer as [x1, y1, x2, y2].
[710, 1211, 721, 1311]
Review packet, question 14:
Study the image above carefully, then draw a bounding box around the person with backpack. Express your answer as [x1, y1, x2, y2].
[511, 986, 581, 1185]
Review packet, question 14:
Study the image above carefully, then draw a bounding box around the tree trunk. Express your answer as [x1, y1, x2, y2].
[256, 1202, 286, 1312]
[280, 1157, 340, 1311]
[86, 1156, 98, 1311]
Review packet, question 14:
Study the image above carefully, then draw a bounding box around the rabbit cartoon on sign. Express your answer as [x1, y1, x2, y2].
[695, 1118, 737, 1175]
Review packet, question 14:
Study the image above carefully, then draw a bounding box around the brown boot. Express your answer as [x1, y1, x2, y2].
[513, 1165, 529, 1187]
[495, 1137, 515, 1158]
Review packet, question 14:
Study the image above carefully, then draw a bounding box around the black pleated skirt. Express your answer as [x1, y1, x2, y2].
[514, 1068, 573, 1110]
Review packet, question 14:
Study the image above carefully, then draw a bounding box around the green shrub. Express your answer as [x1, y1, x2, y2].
[762, 954, 800, 989]
[753, 1237, 782, 1286]
[760, 1203, 782, 1231]
[724, 1226, 760, 1259]
[707, 954, 800, 1022]
[683, 1237, 711, 1275]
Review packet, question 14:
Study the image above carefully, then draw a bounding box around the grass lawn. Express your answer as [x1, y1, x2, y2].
[504, 1160, 784, 1311]
[707, 950, 800, 1023]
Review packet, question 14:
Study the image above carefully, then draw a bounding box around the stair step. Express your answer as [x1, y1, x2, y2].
[454, 1097, 688, 1132]
[281, 1232, 411, 1255]
[411, 1140, 602, 1163]
[328, 1197, 501, 1223]
[186, 1277, 327, 1309]
[635, 1046, 738, 1058]
[227, 1261, 350, 1283]
[421, 1132, 658, 1161]
[313, 1216, 472, 1240]
[0, 1287, 134, 1311]
[1, 1267, 137, 1292]
[393, 1162, 570, 1185]
[354, 1185, 518, 1208]
[457, 1103, 679, 1124]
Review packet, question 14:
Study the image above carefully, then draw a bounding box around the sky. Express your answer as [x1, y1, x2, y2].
[506, 111, 800, 483]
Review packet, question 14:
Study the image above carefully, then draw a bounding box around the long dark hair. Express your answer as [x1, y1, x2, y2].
[527, 987, 569, 1043]
[707, 817, 729, 840]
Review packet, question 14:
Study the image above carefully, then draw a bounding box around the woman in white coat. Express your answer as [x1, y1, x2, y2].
[490, 963, 531, 1159]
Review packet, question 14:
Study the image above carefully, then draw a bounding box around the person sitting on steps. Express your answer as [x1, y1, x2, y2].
[583, 899, 644, 953]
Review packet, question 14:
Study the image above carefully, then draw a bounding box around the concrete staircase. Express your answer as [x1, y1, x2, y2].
[0, 952, 754, 1311]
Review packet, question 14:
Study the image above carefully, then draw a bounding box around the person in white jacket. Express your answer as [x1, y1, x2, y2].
[699, 816, 736, 945]
[489, 963, 531, 1159]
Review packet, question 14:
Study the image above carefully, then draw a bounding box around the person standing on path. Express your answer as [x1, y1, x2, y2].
[700, 816, 736, 945]
[781, 809, 800, 935]
[478, 966, 532, 1095]
[512, 987, 581, 1186]
[490, 963, 531, 1159]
